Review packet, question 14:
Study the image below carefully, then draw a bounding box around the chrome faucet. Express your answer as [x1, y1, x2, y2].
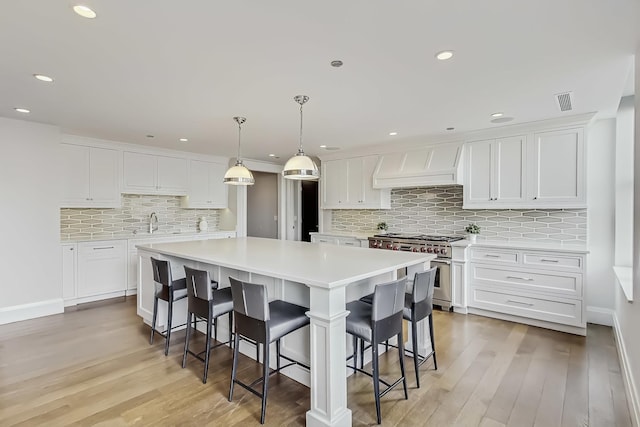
[149, 212, 158, 234]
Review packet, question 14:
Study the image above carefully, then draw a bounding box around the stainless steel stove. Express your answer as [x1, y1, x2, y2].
[368, 233, 463, 310]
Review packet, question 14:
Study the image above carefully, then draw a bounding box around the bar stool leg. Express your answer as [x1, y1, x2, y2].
[228, 312, 233, 349]
[276, 340, 281, 372]
[182, 312, 192, 368]
[229, 331, 240, 401]
[165, 295, 173, 356]
[429, 314, 437, 370]
[352, 335, 358, 372]
[203, 314, 212, 383]
[214, 317, 218, 342]
[359, 338, 365, 369]
[150, 296, 158, 344]
[398, 332, 408, 399]
[412, 315, 420, 387]
[372, 343, 382, 424]
[260, 342, 270, 424]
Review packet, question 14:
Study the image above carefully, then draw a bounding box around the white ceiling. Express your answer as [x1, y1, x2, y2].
[0, 1, 638, 162]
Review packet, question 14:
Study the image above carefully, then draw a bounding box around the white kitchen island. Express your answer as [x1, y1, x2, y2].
[136, 237, 434, 427]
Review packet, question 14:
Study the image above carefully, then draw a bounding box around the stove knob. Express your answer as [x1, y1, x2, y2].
[426, 247, 433, 253]
[440, 248, 448, 255]
[393, 246, 399, 251]
[372, 242, 379, 248]
[420, 247, 427, 253]
[412, 247, 418, 252]
[386, 243, 393, 249]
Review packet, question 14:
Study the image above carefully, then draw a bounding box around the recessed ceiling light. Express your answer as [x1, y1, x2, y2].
[389, 132, 398, 136]
[14, 107, 30, 113]
[179, 138, 188, 142]
[330, 60, 343, 68]
[73, 5, 97, 18]
[33, 74, 54, 82]
[491, 112, 504, 118]
[269, 154, 276, 157]
[435, 50, 454, 61]
[446, 127, 455, 131]
[319, 145, 327, 148]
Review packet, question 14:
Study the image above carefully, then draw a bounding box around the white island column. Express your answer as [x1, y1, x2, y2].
[306, 284, 352, 427]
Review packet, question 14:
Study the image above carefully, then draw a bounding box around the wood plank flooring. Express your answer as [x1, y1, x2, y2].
[0, 298, 632, 426]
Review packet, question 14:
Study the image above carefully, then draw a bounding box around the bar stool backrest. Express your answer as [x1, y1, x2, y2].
[229, 277, 270, 321]
[372, 278, 406, 321]
[151, 257, 172, 287]
[184, 266, 214, 318]
[411, 267, 437, 321]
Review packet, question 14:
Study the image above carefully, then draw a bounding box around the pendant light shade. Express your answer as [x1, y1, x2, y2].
[224, 116, 255, 186]
[282, 95, 319, 180]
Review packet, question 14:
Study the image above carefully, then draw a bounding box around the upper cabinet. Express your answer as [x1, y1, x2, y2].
[60, 143, 121, 208]
[465, 135, 527, 207]
[531, 128, 585, 206]
[122, 151, 188, 195]
[180, 159, 228, 209]
[463, 127, 585, 209]
[322, 155, 391, 209]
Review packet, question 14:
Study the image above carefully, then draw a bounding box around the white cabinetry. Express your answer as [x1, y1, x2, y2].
[465, 135, 526, 207]
[321, 155, 390, 209]
[466, 245, 586, 335]
[463, 127, 585, 209]
[61, 243, 77, 306]
[122, 151, 188, 195]
[531, 128, 585, 206]
[310, 233, 369, 248]
[77, 240, 127, 299]
[180, 160, 228, 208]
[60, 143, 121, 208]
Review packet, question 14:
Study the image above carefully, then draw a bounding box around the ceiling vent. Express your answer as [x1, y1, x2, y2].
[555, 91, 573, 112]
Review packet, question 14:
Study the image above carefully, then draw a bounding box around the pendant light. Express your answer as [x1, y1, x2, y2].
[224, 116, 255, 185]
[282, 95, 319, 180]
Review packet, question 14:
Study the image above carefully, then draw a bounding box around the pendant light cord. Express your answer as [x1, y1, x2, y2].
[237, 120, 242, 160]
[299, 102, 304, 153]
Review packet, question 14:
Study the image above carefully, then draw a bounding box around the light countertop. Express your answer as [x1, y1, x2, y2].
[309, 231, 373, 240]
[137, 237, 435, 289]
[451, 238, 588, 254]
[61, 230, 235, 243]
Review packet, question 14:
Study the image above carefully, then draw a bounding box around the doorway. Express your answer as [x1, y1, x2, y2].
[247, 171, 279, 239]
[300, 180, 318, 242]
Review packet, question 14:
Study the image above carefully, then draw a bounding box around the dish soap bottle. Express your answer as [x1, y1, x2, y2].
[198, 216, 208, 232]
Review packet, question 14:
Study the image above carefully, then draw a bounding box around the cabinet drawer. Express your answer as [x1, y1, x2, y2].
[311, 236, 338, 244]
[471, 264, 582, 298]
[523, 253, 583, 271]
[470, 248, 518, 264]
[337, 238, 359, 247]
[470, 287, 582, 327]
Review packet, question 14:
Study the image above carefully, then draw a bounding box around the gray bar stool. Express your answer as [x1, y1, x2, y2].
[228, 277, 310, 424]
[347, 277, 408, 424]
[360, 267, 438, 388]
[182, 266, 234, 384]
[149, 257, 187, 356]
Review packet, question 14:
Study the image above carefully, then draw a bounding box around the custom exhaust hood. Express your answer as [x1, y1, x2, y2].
[372, 142, 464, 189]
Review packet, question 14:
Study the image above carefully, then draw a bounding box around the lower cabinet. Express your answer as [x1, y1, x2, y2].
[310, 233, 369, 248]
[77, 240, 128, 299]
[466, 245, 587, 335]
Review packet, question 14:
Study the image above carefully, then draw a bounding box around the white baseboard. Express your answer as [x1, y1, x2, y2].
[0, 298, 64, 325]
[586, 306, 614, 326]
[613, 312, 640, 427]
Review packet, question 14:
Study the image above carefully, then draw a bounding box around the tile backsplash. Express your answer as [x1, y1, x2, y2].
[331, 186, 586, 243]
[60, 195, 222, 240]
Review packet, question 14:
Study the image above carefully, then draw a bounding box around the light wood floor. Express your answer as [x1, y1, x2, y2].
[0, 298, 632, 426]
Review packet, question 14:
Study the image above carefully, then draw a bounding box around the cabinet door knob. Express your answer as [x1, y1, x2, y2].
[534, 196, 538, 200]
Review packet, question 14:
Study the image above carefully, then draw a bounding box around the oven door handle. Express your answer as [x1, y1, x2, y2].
[430, 259, 451, 266]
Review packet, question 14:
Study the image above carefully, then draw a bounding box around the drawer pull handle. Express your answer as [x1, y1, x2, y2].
[507, 275, 534, 281]
[485, 254, 501, 258]
[507, 299, 534, 306]
[93, 246, 115, 250]
[540, 259, 559, 263]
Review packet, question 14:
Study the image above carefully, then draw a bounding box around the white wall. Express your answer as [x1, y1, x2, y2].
[613, 51, 640, 427]
[586, 119, 616, 322]
[0, 118, 63, 323]
[616, 96, 635, 267]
